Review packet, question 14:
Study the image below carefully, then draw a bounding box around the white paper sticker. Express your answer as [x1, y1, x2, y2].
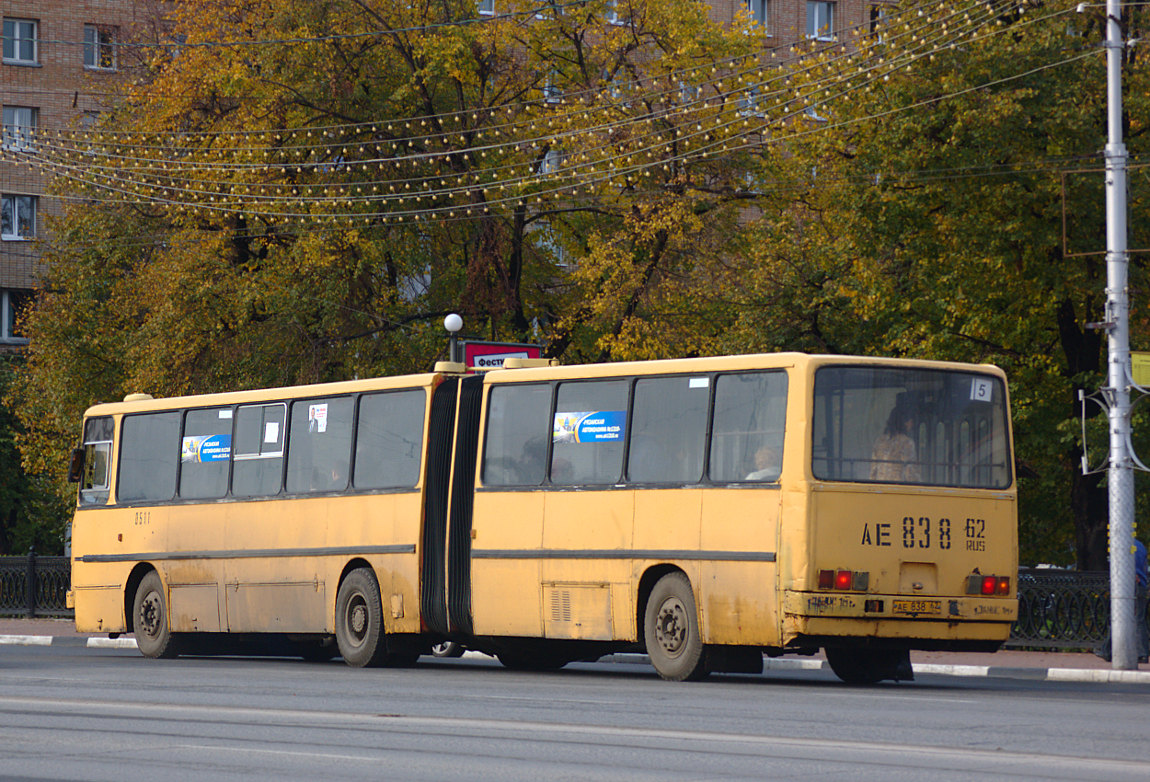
[219, 409, 233, 419]
[309, 403, 329, 433]
[264, 421, 280, 444]
[970, 378, 993, 402]
[689, 377, 710, 389]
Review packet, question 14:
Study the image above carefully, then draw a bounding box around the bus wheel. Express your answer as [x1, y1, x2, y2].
[133, 571, 181, 659]
[431, 641, 465, 658]
[644, 572, 708, 682]
[335, 568, 388, 667]
[824, 647, 914, 684]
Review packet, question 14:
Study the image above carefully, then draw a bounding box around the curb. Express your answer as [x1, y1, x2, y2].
[5, 638, 1149, 683]
[598, 653, 1150, 684]
[0, 634, 138, 650]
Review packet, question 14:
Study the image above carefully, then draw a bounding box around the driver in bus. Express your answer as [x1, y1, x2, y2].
[870, 398, 921, 482]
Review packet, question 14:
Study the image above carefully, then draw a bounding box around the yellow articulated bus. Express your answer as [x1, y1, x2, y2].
[68, 353, 1017, 683]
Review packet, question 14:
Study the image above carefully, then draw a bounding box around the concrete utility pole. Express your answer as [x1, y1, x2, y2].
[1102, 0, 1137, 671]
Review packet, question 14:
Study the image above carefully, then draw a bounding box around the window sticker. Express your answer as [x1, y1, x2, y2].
[181, 434, 232, 463]
[309, 403, 328, 433]
[553, 410, 626, 443]
[688, 377, 709, 389]
[970, 378, 993, 403]
[219, 409, 233, 419]
[264, 421, 280, 444]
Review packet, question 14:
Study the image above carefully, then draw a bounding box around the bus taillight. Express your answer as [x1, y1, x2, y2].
[819, 569, 869, 591]
[966, 574, 1011, 595]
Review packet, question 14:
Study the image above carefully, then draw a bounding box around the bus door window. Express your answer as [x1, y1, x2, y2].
[709, 372, 788, 483]
[232, 403, 286, 497]
[117, 412, 181, 503]
[627, 376, 709, 484]
[481, 383, 551, 486]
[79, 416, 114, 506]
[354, 389, 426, 490]
[179, 407, 232, 499]
[552, 380, 628, 485]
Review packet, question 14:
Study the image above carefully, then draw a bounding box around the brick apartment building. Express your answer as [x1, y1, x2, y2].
[0, 0, 893, 351]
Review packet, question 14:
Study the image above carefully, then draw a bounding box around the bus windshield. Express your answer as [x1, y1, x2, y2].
[812, 365, 1011, 489]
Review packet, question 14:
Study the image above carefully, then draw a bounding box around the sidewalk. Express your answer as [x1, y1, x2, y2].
[2, 617, 1148, 683]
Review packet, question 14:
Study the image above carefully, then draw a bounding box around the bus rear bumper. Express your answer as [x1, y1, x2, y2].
[782, 590, 1016, 644]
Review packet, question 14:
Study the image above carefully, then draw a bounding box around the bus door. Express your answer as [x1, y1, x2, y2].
[469, 380, 550, 638]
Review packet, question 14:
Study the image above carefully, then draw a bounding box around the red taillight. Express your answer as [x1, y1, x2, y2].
[819, 568, 870, 591]
[981, 575, 997, 595]
[996, 576, 1010, 595]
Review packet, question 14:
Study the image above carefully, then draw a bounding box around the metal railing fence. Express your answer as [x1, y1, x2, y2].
[0, 550, 72, 618]
[0, 557, 1144, 650]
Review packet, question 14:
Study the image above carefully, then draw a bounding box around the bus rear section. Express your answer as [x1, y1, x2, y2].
[783, 362, 1017, 683]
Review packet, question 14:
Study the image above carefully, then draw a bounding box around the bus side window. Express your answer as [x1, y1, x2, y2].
[232, 403, 286, 497]
[118, 412, 180, 503]
[286, 396, 353, 494]
[482, 383, 551, 486]
[179, 407, 232, 499]
[354, 389, 426, 490]
[78, 415, 114, 506]
[627, 376, 708, 484]
[552, 380, 628, 485]
[709, 372, 787, 483]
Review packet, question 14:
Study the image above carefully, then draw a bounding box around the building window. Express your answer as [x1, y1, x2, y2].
[745, 0, 768, 29]
[2, 18, 37, 64]
[806, 1, 835, 40]
[869, 4, 888, 41]
[1, 289, 30, 343]
[1, 195, 36, 240]
[2, 106, 36, 150]
[478, 0, 494, 16]
[84, 25, 117, 70]
[605, 0, 623, 25]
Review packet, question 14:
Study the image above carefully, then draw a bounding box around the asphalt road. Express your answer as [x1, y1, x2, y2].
[2, 645, 1148, 781]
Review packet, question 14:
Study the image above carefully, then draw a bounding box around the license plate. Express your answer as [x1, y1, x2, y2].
[893, 599, 941, 616]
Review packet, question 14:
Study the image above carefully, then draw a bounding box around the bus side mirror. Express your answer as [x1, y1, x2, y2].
[67, 447, 85, 484]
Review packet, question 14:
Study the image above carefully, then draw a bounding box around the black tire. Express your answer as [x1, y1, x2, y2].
[335, 568, 389, 667]
[132, 571, 181, 659]
[825, 646, 913, 684]
[644, 572, 708, 682]
[431, 641, 465, 658]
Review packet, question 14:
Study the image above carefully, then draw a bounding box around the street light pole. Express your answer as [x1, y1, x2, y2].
[1103, 0, 1136, 670]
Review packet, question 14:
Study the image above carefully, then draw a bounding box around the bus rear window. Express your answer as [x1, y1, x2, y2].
[812, 366, 1011, 489]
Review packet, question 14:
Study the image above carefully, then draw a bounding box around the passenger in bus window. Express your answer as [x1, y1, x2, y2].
[744, 445, 780, 481]
[869, 399, 920, 482]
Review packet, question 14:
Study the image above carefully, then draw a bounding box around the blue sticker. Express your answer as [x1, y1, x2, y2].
[181, 434, 232, 463]
[553, 411, 626, 443]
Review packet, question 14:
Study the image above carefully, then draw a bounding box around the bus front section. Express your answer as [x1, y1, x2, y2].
[785, 362, 1017, 683]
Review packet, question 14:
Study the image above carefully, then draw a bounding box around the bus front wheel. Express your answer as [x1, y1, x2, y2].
[335, 568, 389, 667]
[133, 571, 181, 659]
[644, 572, 708, 682]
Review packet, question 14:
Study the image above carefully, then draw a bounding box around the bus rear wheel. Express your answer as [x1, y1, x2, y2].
[335, 568, 389, 667]
[133, 571, 181, 659]
[644, 572, 708, 682]
[824, 646, 914, 684]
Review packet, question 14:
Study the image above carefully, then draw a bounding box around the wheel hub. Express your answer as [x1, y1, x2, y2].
[139, 593, 160, 636]
[655, 597, 687, 656]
